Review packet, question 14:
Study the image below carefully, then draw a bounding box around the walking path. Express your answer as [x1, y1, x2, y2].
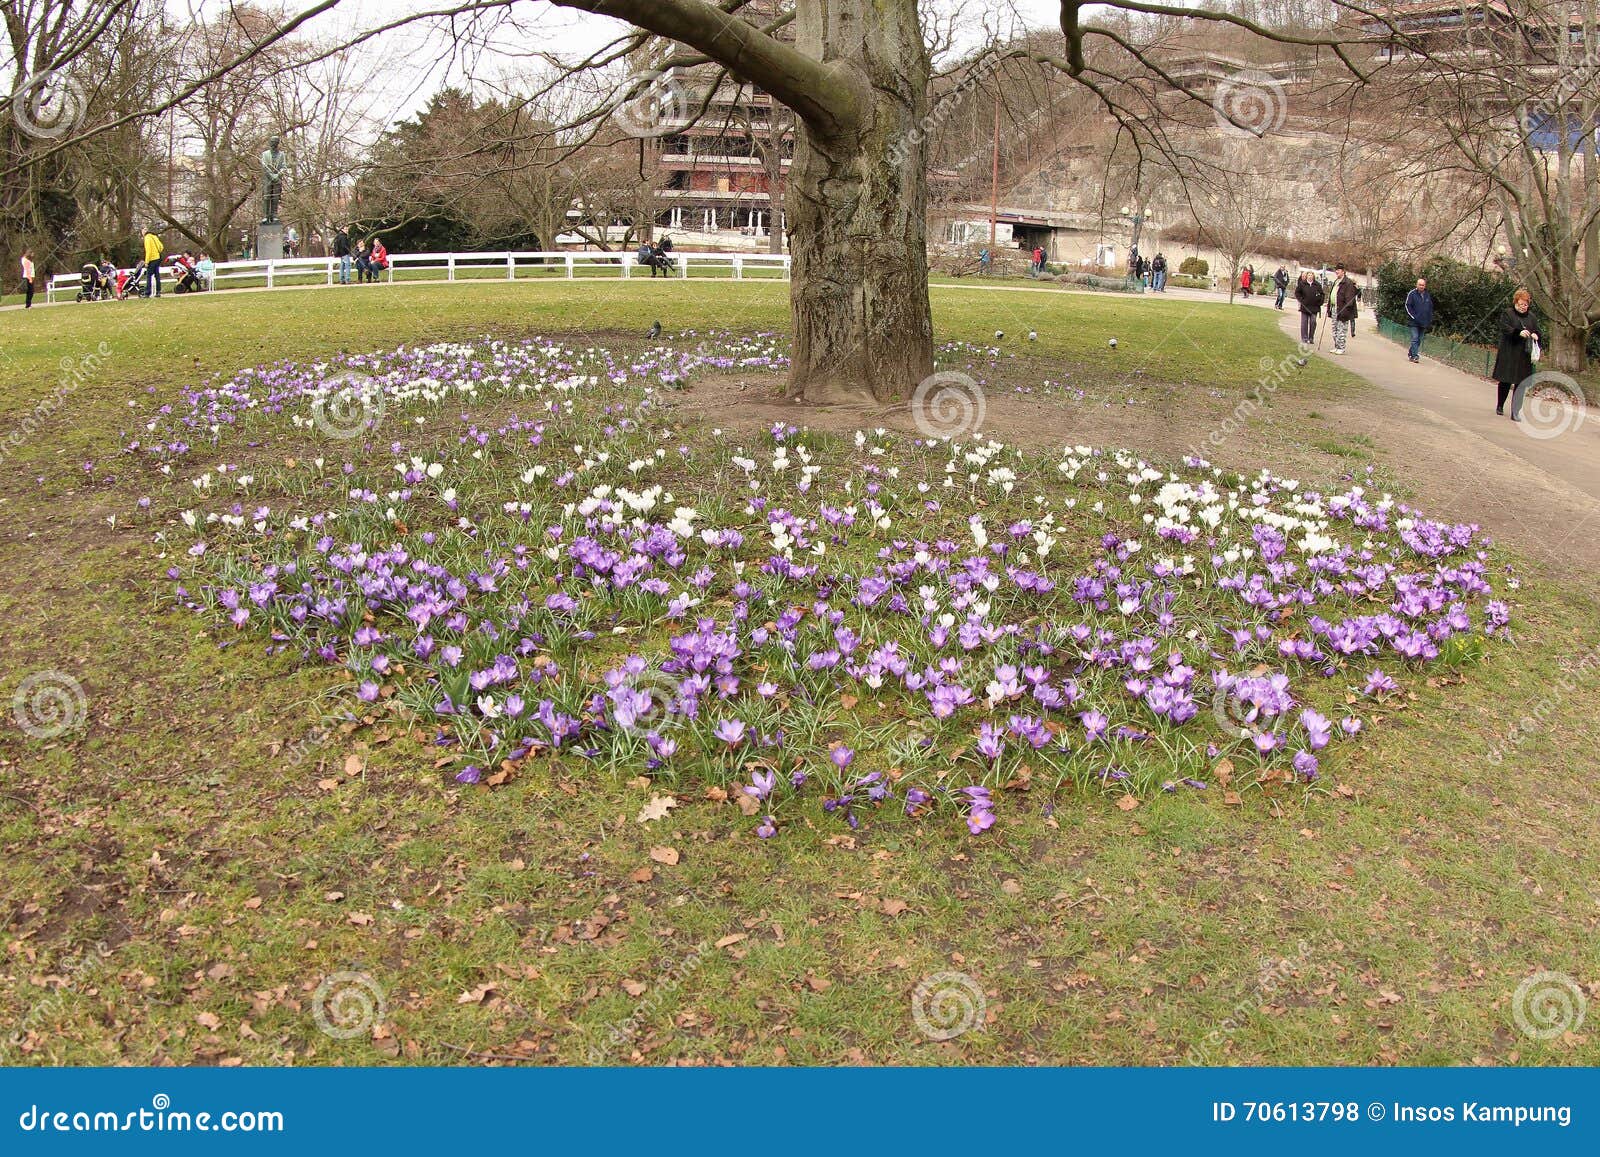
[1256, 296, 1600, 580]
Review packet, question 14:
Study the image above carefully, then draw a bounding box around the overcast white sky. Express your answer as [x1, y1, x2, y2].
[188, 0, 1069, 124]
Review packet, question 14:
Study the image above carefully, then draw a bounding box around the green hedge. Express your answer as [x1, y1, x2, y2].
[1377, 255, 1599, 360]
[1178, 256, 1209, 277]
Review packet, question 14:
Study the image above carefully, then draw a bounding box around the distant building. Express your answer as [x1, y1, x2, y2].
[643, 0, 792, 244]
[653, 78, 790, 240]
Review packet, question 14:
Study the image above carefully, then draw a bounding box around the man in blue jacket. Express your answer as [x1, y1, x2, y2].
[1403, 277, 1435, 363]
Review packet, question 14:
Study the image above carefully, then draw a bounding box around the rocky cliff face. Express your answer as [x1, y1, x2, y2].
[1000, 119, 1485, 257]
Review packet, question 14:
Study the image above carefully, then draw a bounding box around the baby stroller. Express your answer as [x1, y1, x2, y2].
[75, 263, 112, 302]
[172, 258, 202, 294]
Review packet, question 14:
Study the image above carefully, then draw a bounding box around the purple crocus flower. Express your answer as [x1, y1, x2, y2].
[714, 718, 747, 745]
[454, 765, 483, 785]
[745, 769, 776, 800]
[755, 816, 777, 839]
[1292, 750, 1320, 780]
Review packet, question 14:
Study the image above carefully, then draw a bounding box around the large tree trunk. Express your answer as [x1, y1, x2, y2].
[785, 0, 933, 405]
[1548, 322, 1590, 375]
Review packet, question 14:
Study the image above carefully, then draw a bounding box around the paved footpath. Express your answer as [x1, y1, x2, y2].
[1255, 296, 1600, 581]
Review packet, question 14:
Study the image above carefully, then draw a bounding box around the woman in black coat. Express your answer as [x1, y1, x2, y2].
[1491, 288, 1543, 420]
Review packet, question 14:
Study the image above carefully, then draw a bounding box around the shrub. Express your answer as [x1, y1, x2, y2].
[1375, 256, 1517, 346]
[1178, 256, 1209, 277]
[1167, 274, 1212, 290]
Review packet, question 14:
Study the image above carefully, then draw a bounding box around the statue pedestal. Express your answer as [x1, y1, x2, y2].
[256, 221, 284, 261]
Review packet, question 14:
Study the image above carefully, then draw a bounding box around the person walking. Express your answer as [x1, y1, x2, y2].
[141, 225, 164, 298]
[978, 247, 991, 276]
[1240, 265, 1253, 297]
[1273, 266, 1289, 310]
[332, 223, 352, 284]
[1294, 270, 1325, 345]
[1492, 288, 1543, 420]
[20, 248, 35, 308]
[1152, 252, 1167, 292]
[1403, 277, 1435, 363]
[1326, 265, 1357, 354]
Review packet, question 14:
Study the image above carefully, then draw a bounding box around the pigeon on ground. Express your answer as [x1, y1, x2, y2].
[647, 320, 662, 339]
[1027, 330, 1037, 341]
[1295, 357, 1307, 367]
[1108, 337, 1118, 349]
[994, 329, 1004, 341]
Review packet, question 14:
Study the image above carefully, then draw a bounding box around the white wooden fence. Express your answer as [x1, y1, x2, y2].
[46, 249, 792, 303]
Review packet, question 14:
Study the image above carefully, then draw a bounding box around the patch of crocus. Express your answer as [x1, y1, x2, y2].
[1292, 750, 1319, 780]
[790, 769, 807, 789]
[143, 335, 1508, 837]
[454, 765, 483, 785]
[745, 768, 776, 800]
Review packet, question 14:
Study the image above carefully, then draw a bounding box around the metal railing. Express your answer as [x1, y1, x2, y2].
[1375, 316, 1494, 378]
[45, 249, 792, 303]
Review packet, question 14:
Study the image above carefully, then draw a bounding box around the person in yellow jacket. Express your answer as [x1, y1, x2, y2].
[141, 226, 164, 298]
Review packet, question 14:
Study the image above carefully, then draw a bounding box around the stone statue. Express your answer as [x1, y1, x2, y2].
[260, 136, 289, 223]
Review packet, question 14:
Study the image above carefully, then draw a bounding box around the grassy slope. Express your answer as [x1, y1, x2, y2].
[1, 283, 1596, 1066]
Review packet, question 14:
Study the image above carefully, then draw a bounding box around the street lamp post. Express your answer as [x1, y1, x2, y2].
[1119, 203, 1148, 291]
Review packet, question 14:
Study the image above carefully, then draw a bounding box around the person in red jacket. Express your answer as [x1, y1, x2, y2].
[366, 237, 388, 282]
[1240, 265, 1253, 296]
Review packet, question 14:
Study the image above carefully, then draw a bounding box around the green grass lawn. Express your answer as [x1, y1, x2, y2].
[1, 281, 1597, 1067]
